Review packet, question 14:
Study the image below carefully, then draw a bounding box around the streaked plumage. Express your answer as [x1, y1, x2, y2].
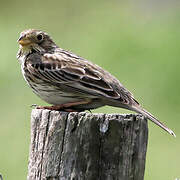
[17, 29, 175, 136]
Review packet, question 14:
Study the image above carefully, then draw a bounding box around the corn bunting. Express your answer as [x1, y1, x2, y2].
[17, 29, 175, 136]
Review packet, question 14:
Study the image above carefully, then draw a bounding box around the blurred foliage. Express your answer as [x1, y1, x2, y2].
[0, 0, 180, 179]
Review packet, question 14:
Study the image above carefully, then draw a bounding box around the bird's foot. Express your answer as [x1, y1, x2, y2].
[36, 105, 76, 112]
[35, 100, 91, 112]
[31, 104, 38, 108]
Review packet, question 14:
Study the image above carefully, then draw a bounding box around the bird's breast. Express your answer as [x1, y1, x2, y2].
[21, 66, 84, 105]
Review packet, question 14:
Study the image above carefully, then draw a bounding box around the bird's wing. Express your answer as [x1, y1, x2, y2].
[27, 52, 132, 103]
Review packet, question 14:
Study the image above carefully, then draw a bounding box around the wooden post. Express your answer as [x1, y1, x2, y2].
[27, 109, 148, 180]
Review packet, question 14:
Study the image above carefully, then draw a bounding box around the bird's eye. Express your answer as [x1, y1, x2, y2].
[37, 34, 43, 41]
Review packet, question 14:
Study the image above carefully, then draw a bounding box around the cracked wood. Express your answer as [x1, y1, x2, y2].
[27, 109, 148, 180]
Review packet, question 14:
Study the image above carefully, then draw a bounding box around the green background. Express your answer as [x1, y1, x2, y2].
[0, 0, 180, 179]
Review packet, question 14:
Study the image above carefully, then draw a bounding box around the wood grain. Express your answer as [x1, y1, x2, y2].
[27, 109, 148, 180]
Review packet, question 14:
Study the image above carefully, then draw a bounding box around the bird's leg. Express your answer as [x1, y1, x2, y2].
[36, 99, 91, 112]
[36, 105, 65, 111]
[36, 105, 79, 112]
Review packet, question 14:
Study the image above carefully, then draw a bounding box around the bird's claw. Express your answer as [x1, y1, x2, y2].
[30, 104, 38, 108]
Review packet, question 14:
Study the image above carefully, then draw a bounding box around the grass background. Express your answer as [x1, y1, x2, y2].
[0, 0, 180, 179]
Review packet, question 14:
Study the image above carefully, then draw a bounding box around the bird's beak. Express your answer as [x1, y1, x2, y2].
[18, 35, 31, 46]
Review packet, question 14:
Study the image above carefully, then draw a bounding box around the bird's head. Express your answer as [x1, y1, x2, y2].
[17, 29, 57, 54]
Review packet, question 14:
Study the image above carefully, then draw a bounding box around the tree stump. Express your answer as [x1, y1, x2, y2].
[27, 109, 148, 180]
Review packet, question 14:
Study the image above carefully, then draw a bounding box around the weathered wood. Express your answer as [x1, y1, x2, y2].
[27, 109, 148, 180]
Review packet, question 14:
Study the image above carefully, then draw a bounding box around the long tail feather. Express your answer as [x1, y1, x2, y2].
[131, 105, 176, 137]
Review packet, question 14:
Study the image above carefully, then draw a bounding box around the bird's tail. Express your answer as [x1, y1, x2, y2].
[131, 105, 176, 137]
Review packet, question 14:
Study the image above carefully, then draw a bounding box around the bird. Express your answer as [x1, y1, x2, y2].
[17, 29, 175, 137]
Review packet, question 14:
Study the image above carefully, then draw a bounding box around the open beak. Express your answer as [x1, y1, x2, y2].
[18, 35, 31, 46]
